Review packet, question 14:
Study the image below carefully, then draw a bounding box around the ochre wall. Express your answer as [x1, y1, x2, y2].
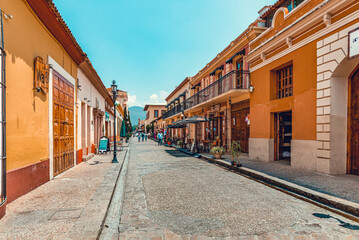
[3, 0, 78, 170]
[250, 41, 317, 141]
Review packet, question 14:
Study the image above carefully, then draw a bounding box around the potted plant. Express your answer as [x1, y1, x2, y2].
[231, 140, 242, 167]
[177, 140, 183, 148]
[210, 146, 225, 159]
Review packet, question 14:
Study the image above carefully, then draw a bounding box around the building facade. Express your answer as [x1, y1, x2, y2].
[0, 0, 126, 219]
[247, 0, 359, 174]
[162, 0, 359, 176]
[143, 104, 166, 132]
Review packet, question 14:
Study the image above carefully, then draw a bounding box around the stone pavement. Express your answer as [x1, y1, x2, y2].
[201, 153, 359, 204]
[119, 140, 359, 239]
[0, 149, 127, 240]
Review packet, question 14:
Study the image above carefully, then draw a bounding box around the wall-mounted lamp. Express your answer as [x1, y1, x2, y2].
[2, 10, 13, 20]
[229, 97, 232, 105]
[249, 85, 255, 93]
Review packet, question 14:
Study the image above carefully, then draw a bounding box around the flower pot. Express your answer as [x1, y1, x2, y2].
[214, 153, 222, 159]
[236, 163, 242, 167]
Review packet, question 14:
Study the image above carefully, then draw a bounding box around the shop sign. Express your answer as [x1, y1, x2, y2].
[34, 56, 49, 93]
[349, 27, 359, 59]
[105, 112, 110, 122]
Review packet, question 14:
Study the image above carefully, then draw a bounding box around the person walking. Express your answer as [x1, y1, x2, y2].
[145, 132, 148, 141]
[138, 133, 141, 142]
[157, 132, 163, 146]
[141, 132, 145, 142]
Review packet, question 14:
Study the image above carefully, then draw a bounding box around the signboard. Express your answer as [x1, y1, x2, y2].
[105, 112, 110, 122]
[34, 56, 49, 93]
[349, 27, 359, 59]
[98, 137, 109, 153]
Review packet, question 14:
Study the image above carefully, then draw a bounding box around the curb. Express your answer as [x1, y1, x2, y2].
[97, 140, 131, 239]
[199, 154, 359, 218]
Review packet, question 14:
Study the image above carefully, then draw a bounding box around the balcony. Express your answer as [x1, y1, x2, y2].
[163, 70, 250, 120]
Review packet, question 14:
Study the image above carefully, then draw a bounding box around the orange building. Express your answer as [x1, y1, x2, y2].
[163, 19, 264, 151]
[162, 0, 359, 176]
[246, 0, 359, 174]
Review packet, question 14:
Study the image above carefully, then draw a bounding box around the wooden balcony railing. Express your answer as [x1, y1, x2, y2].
[163, 70, 250, 120]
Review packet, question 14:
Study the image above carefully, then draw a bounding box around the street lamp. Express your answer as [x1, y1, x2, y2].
[111, 80, 119, 163]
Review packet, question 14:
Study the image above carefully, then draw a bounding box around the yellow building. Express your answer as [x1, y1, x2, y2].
[1, 0, 87, 217]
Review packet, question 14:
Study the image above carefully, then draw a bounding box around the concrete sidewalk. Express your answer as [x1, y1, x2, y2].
[0, 149, 127, 240]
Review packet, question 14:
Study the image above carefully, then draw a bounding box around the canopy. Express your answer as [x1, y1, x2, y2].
[170, 115, 211, 126]
[120, 121, 126, 137]
[226, 49, 246, 64]
[167, 124, 187, 129]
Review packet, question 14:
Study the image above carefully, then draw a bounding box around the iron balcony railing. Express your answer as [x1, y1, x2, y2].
[163, 70, 250, 119]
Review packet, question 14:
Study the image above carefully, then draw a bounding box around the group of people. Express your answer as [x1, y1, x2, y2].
[135, 130, 165, 146]
[137, 132, 149, 142]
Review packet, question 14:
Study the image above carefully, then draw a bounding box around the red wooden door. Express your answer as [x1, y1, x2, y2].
[349, 67, 359, 175]
[53, 71, 74, 176]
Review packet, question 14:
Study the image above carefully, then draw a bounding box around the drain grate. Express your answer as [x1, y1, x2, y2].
[49, 208, 82, 220]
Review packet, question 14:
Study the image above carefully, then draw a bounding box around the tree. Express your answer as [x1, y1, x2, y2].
[124, 107, 133, 133]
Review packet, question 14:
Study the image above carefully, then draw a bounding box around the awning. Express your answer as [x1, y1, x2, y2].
[226, 49, 246, 64]
[179, 92, 186, 98]
[168, 124, 187, 129]
[180, 115, 211, 124]
[191, 82, 201, 89]
[170, 115, 211, 126]
[209, 65, 224, 76]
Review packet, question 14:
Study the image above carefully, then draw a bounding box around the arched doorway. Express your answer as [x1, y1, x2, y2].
[348, 64, 359, 175]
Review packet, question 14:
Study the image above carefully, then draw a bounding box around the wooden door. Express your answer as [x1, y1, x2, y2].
[349, 66, 359, 175]
[231, 101, 249, 153]
[274, 111, 292, 161]
[53, 71, 74, 176]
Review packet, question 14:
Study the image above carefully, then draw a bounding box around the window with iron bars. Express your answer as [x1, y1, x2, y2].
[276, 65, 293, 99]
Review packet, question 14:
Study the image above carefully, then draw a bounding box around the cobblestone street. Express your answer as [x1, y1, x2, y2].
[120, 140, 359, 239]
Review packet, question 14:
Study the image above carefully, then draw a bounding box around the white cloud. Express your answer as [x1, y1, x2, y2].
[147, 90, 167, 105]
[127, 94, 138, 107]
[149, 93, 158, 100]
[127, 90, 168, 107]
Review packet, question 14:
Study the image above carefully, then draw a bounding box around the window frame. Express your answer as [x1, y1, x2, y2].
[276, 64, 293, 99]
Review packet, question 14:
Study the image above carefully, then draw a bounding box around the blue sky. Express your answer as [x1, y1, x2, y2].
[53, 0, 276, 107]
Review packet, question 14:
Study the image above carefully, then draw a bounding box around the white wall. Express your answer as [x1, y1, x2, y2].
[77, 69, 106, 151]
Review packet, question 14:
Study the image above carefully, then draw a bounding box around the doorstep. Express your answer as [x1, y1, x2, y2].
[82, 153, 95, 162]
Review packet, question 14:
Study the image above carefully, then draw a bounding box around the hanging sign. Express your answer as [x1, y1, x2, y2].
[349, 27, 359, 59]
[34, 56, 49, 93]
[105, 112, 110, 122]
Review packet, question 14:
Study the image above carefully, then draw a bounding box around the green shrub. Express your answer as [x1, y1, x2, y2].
[210, 146, 225, 155]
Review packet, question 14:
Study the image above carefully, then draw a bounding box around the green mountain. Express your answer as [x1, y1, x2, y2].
[128, 106, 146, 124]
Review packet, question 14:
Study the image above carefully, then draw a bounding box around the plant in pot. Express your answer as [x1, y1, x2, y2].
[231, 140, 242, 167]
[210, 146, 225, 159]
[177, 140, 183, 148]
[215, 136, 220, 144]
